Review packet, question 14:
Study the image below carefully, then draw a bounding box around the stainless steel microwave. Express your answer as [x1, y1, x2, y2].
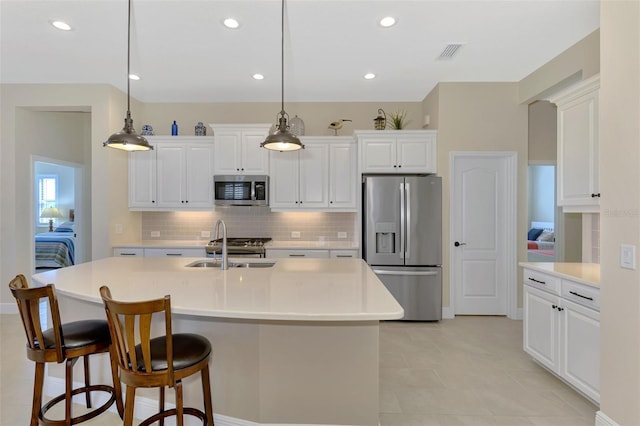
[213, 175, 269, 206]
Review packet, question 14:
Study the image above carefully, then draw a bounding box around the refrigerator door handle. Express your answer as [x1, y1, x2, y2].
[373, 269, 439, 277]
[405, 182, 411, 259]
[399, 182, 406, 260]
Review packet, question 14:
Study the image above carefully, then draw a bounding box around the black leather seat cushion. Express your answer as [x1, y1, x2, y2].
[134, 334, 211, 372]
[42, 319, 111, 350]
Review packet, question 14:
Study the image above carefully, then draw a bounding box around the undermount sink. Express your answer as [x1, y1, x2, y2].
[185, 260, 275, 269]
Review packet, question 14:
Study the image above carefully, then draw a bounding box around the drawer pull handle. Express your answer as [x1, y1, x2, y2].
[336, 255, 352, 258]
[289, 254, 306, 257]
[120, 253, 137, 256]
[165, 253, 183, 257]
[528, 277, 546, 285]
[569, 291, 593, 301]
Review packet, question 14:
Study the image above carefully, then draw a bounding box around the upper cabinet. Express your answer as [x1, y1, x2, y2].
[128, 136, 214, 211]
[550, 75, 600, 213]
[210, 124, 271, 175]
[355, 130, 437, 174]
[269, 137, 357, 211]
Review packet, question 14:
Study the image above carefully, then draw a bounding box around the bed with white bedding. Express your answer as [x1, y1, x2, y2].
[35, 221, 75, 268]
[527, 221, 555, 262]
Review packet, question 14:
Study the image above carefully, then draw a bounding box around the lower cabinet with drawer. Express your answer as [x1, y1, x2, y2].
[113, 248, 144, 257]
[265, 249, 330, 259]
[113, 247, 205, 258]
[523, 268, 600, 404]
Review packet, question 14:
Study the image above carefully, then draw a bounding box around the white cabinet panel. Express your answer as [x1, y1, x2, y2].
[329, 250, 359, 259]
[524, 285, 560, 372]
[113, 248, 144, 257]
[329, 143, 357, 209]
[299, 143, 329, 208]
[129, 136, 214, 211]
[143, 248, 205, 258]
[266, 249, 330, 259]
[551, 75, 599, 212]
[211, 124, 270, 175]
[356, 130, 437, 174]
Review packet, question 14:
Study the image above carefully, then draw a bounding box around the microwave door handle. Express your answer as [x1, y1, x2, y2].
[399, 183, 405, 261]
[251, 181, 256, 201]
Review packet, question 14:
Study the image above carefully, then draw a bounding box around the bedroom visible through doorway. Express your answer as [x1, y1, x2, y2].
[527, 165, 556, 262]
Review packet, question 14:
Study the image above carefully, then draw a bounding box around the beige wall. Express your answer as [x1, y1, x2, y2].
[0, 84, 138, 305]
[528, 100, 557, 163]
[599, 1, 640, 424]
[140, 102, 424, 137]
[424, 82, 528, 308]
[519, 29, 600, 104]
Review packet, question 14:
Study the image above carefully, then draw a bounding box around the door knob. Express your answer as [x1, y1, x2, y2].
[454, 241, 466, 247]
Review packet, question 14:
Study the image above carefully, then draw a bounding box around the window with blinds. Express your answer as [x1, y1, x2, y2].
[37, 174, 58, 224]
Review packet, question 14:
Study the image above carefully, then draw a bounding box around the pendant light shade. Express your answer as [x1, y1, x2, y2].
[260, 0, 304, 152]
[103, 0, 152, 152]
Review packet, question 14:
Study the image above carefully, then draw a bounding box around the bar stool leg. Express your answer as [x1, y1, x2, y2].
[65, 357, 78, 423]
[202, 365, 214, 425]
[83, 355, 92, 408]
[124, 386, 136, 426]
[176, 380, 184, 426]
[109, 347, 124, 417]
[32, 362, 45, 426]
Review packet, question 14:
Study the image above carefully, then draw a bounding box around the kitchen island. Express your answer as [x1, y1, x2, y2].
[33, 257, 403, 426]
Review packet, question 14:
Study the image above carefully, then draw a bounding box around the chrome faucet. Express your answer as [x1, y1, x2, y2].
[213, 219, 228, 270]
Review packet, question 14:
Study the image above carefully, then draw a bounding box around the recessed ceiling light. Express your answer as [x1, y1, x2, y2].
[379, 17, 396, 28]
[223, 18, 240, 29]
[252, 74, 264, 80]
[364, 73, 376, 80]
[129, 74, 140, 81]
[51, 20, 72, 31]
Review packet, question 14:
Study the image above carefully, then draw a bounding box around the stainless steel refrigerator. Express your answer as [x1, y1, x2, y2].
[362, 174, 442, 321]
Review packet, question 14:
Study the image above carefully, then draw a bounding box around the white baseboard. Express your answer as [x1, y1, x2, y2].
[0, 303, 18, 314]
[596, 411, 620, 426]
[441, 306, 454, 319]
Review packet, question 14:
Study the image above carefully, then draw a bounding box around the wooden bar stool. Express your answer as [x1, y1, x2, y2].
[100, 285, 214, 426]
[9, 274, 124, 426]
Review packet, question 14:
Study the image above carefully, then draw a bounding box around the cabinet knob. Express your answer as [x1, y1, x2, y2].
[398, 165, 402, 168]
[330, 201, 333, 204]
[393, 165, 397, 168]
[591, 193, 601, 198]
[552, 304, 557, 309]
[152, 200, 155, 203]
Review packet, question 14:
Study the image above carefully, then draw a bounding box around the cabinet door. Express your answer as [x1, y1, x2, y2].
[213, 133, 241, 174]
[397, 135, 437, 173]
[330, 250, 359, 258]
[144, 248, 205, 258]
[185, 144, 214, 208]
[156, 144, 186, 207]
[266, 249, 330, 259]
[299, 143, 329, 208]
[560, 299, 600, 403]
[269, 151, 300, 208]
[360, 138, 397, 172]
[523, 285, 560, 372]
[113, 247, 144, 257]
[555, 79, 599, 212]
[129, 150, 157, 208]
[242, 131, 270, 174]
[329, 143, 356, 210]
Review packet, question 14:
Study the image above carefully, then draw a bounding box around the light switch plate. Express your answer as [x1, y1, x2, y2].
[115, 224, 123, 234]
[151, 231, 160, 238]
[620, 244, 636, 270]
[337, 232, 347, 239]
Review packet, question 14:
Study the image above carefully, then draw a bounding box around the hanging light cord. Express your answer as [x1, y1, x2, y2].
[126, 0, 132, 116]
[279, 0, 285, 118]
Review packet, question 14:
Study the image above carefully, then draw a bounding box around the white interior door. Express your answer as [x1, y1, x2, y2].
[451, 152, 517, 315]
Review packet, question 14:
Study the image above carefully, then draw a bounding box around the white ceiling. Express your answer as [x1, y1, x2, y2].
[1, 0, 600, 103]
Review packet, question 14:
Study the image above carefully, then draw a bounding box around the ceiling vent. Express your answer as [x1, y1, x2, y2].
[438, 43, 465, 59]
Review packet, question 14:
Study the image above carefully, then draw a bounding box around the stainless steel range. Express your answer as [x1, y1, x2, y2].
[206, 238, 272, 258]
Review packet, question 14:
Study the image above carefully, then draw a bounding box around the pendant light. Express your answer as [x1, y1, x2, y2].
[260, 0, 304, 152]
[103, 0, 153, 152]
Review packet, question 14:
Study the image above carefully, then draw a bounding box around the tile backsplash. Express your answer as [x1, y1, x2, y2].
[141, 208, 358, 242]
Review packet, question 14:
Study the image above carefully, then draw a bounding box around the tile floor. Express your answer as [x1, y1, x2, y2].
[1, 314, 597, 425]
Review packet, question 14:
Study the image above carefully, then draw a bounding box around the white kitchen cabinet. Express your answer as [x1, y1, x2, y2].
[113, 248, 144, 257]
[355, 130, 437, 174]
[144, 247, 205, 258]
[266, 249, 330, 259]
[210, 124, 271, 175]
[522, 268, 600, 403]
[269, 137, 356, 211]
[128, 136, 214, 211]
[550, 75, 600, 212]
[329, 250, 359, 258]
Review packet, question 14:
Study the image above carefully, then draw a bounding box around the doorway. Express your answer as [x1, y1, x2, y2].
[450, 152, 517, 317]
[33, 158, 84, 271]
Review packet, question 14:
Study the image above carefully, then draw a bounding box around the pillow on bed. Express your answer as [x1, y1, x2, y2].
[527, 228, 544, 241]
[537, 230, 555, 242]
[54, 221, 75, 232]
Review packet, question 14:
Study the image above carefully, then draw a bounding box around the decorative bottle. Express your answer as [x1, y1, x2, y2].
[171, 121, 178, 136]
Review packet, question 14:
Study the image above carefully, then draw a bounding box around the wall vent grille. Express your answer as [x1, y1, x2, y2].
[439, 43, 464, 59]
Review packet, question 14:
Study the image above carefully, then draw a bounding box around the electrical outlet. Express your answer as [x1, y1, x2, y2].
[337, 232, 347, 239]
[151, 231, 160, 238]
[291, 231, 301, 239]
[115, 224, 123, 235]
[621, 244, 636, 270]
[201, 231, 211, 238]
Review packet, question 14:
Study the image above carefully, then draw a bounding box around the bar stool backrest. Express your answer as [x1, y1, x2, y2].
[9, 275, 64, 363]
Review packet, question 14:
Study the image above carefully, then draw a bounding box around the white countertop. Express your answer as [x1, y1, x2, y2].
[32, 257, 402, 321]
[519, 262, 600, 287]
